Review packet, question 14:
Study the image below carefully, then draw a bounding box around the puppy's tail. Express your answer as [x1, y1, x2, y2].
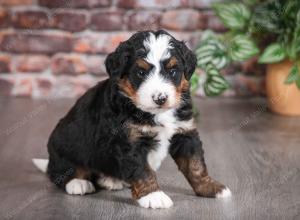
[32, 158, 49, 173]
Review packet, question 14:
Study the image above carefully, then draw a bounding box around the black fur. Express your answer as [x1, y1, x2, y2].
[47, 80, 157, 187]
[177, 41, 197, 80]
[46, 30, 199, 189]
[169, 129, 205, 161]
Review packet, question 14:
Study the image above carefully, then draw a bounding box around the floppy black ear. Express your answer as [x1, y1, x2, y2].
[105, 42, 131, 79]
[178, 41, 197, 80]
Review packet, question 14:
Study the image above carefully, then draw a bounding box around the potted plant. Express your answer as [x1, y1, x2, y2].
[195, 0, 300, 116]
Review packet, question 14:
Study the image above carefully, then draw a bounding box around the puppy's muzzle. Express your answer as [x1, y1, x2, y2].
[152, 93, 168, 106]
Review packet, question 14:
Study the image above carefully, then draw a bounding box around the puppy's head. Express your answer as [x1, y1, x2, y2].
[105, 30, 196, 114]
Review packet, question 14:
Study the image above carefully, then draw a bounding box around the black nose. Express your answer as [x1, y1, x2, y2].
[153, 93, 168, 106]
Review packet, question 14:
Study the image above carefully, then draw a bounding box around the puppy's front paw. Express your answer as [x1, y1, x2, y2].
[194, 178, 232, 199]
[65, 178, 95, 195]
[137, 191, 173, 209]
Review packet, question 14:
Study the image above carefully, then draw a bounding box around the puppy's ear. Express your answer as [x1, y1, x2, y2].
[178, 41, 197, 80]
[105, 42, 131, 79]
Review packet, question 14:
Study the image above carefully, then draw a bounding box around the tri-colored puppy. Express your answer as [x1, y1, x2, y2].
[33, 30, 231, 209]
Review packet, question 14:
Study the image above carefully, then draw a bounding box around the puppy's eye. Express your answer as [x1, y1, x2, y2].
[138, 70, 146, 77]
[169, 69, 178, 77]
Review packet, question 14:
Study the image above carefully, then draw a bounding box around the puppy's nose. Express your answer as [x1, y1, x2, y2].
[153, 93, 168, 106]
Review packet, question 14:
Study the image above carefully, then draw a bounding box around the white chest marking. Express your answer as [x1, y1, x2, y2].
[147, 110, 194, 171]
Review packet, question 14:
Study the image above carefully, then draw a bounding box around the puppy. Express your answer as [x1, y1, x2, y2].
[33, 30, 231, 209]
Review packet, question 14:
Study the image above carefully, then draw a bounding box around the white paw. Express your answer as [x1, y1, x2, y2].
[65, 179, 95, 195]
[137, 191, 174, 209]
[97, 177, 124, 190]
[216, 187, 232, 199]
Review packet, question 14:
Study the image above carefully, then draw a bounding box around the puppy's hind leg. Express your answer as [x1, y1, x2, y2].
[65, 178, 96, 195]
[64, 167, 96, 195]
[47, 155, 96, 195]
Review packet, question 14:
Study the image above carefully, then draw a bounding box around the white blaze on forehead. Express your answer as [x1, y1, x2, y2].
[136, 33, 176, 113]
[143, 33, 172, 66]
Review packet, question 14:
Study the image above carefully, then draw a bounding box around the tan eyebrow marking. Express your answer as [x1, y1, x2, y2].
[118, 78, 137, 101]
[136, 59, 151, 70]
[166, 57, 178, 68]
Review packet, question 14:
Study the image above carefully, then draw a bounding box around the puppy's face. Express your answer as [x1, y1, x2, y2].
[105, 30, 196, 114]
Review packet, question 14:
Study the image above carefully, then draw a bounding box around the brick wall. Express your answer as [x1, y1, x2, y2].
[0, 0, 265, 98]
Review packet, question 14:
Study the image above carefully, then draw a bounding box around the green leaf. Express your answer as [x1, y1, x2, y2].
[211, 56, 228, 70]
[259, 43, 286, 64]
[205, 63, 220, 76]
[213, 3, 251, 30]
[296, 77, 300, 89]
[229, 35, 259, 62]
[292, 11, 300, 57]
[243, 0, 258, 5]
[190, 73, 200, 93]
[203, 64, 230, 96]
[250, 0, 284, 34]
[200, 30, 218, 42]
[204, 83, 220, 97]
[196, 40, 228, 69]
[285, 64, 300, 84]
[296, 78, 300, 89]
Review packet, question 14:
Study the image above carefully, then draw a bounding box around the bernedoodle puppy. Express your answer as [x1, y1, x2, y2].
[33, 30, 231, 209]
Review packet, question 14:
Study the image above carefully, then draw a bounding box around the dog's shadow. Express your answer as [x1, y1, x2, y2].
[160, 184, 194, 196]
[91, 184, 194, 206]
[92, 189, 137, 207]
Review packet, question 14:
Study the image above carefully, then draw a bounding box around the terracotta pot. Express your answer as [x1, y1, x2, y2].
[266, 60, 300, 116]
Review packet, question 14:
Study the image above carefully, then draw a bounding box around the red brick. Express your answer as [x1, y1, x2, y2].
[117, 0, 184, 9]
[186, 31, 202, 49]
[13, 77, 33, 97]
[241, 57, 266, 76]
[0, 7, 10, 28]
[73, 32, 132, 54]
[168, 31, 200, 49]
[39, 0, 89, 8]
[51, 10, 88, 32]
[14, 55, 50, 72]
[38, 0, 110, 8]
[11, 9, 49, 29]
[52, 75, 99, 98]
[221, 63, 242, 76]
[90, 10, 123, 31]
[72, 75, 100, 97]
[36, 77, 52, 97]
[85, 55, 106, 75]
[0, 0, 34, 6]
[126, 10, 161, 30]
[0, 54, 11, 73]
[0, 78, 13, 96]
[88, 0, 110, 7]
[234, 75, 265, 97]
[117, 0, 136, 8]
[192, 0, 218, 9]
[0, 31, 72, 54]
[202, 11, 226, 32]
[161, 9, 202, 31]
[37, 78, 51, 89]
[52, 53, 87, 75]
[72, 35, 92, 53]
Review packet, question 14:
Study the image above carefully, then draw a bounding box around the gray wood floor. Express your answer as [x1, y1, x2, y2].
[0, 97, 299, 220]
